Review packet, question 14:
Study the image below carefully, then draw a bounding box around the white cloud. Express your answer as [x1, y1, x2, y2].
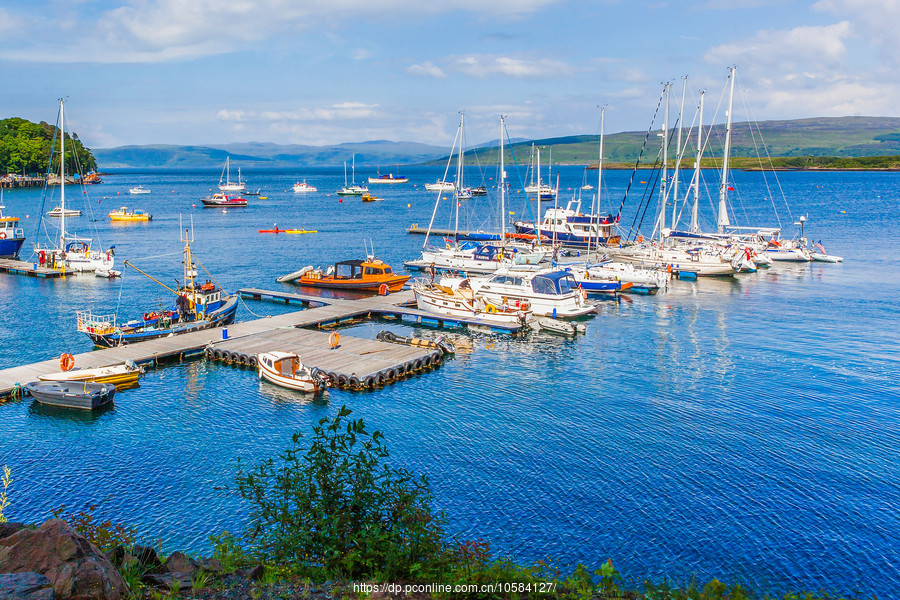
[814, 0, 900, 67]
[216, 103, 380, 125]
[705, 21, 851, 71]
[406, 61, 447, 78]
[449, 54, 573, 78]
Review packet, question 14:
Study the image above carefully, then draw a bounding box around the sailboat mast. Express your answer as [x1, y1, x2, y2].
[692, 91, 705, 233]
[718, 66, 736, 233]
[659, 82, 670, 240]
[499, 116, 506, 244]
[595, 106, 605, 254]
[455, 113, 464, 236]
[672, 76, 687, 227]
[59, 99, 66, 252]
[535, 146, 541, 238]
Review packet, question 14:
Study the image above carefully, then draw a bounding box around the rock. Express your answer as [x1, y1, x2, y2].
[141, 573, 193, 591]
[162, 551, 200, 576]
[0, 522, 25, 540]
[0, 519, 127, 600]
[0, 572, 54, 600]
[236, 565, 264, 581]
[130, 546, 161, 572]
[103, 547, 137, 571]
[198, 558, 221, 573]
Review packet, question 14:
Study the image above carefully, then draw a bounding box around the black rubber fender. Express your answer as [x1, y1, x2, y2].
[349, 375, 361, 390]
[337, 374, 348, 388]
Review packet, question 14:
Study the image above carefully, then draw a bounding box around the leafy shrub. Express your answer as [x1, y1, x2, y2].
[235, 406, 446, 579]
[51, 504, 140, 552]
[0, 465, 10, 523]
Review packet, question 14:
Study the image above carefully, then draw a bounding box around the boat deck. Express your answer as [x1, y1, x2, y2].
[0, 258, 75, 278]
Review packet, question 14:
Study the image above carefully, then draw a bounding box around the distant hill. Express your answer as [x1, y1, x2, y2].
[94, 117, 900, 169]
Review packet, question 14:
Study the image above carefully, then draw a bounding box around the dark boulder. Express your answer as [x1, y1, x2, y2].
[162, 551, 200, 576]
[0, 572, 54, 600]
[0, 522, 25, 540]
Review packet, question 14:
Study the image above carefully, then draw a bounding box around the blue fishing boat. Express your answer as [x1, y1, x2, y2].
[0, 203, 26, 259]
[76, 229, 238, 348]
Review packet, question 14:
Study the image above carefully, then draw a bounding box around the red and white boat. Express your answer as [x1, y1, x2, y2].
[201, 193, 247, 207]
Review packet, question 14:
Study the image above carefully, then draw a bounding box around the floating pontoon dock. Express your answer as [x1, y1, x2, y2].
[0, 258, 74, 278]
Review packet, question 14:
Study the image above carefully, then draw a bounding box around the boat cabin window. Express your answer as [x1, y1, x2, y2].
[335, 262, 364, 279]
[384, 267, 392, 274]
[532, 276, 557, 295]
[364, 267, 384, 275]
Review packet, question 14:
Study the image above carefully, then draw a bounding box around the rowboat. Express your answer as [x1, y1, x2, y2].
[39, 362, 142, 389]
[257, 351, 328, 393]
[25, 381, 116, 410]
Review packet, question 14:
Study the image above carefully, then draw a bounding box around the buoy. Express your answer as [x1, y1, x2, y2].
[407, 203, 410, 207]
[339, 198, 343, 203]
[378, 283, 389, 296]
[329, 331, 340, 348]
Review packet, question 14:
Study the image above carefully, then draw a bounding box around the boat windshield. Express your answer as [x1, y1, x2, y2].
[532, 271, 577, 295]
[335, 261, 364, 279]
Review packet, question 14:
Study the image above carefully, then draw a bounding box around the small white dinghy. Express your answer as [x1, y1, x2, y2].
[257, 351, 327, 392]
[534, 318, 587, 336]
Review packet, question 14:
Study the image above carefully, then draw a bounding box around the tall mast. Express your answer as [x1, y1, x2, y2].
[672, 76, 687, 227]
[455, 113, 464, 236]
[59, 99, 66, 251]
[535, 146, 541, 238]
[499, 115, 506, 244]
[718, 66, 736, 233]
[691, 90, 705, 233]
[593, 106, 605, 254]
[659, 82, 670, 240]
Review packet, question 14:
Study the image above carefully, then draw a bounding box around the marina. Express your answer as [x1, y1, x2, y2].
[0, 257, 74, 277]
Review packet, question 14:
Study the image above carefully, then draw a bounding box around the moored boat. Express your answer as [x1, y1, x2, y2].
[292, 181, 317, 193]
[257, 351, 328, 393]
[424, 180, 455, 191]
[218, 157, 245, 192]
[25, 381, 116, 410]
[0, 204, 26, 259]
[284, 257, 410, 292]
[129, 185, 150, 195]
[201, 193, 247, 207]
[47, 206, 82, 217]
[361, 192, 382, 202]
[412, 277, 532, 327]
[367, 173, 408, 184]
[39, 361, 142, 389]
[75, 230, 238, 347]
[108, 207, 152, 222]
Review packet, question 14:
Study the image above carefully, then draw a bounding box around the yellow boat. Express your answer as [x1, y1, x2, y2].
[109, 207, 152, 222]
[39, 362, 143, 390]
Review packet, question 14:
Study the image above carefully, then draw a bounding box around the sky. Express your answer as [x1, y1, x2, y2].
[1, 0, 898, 149]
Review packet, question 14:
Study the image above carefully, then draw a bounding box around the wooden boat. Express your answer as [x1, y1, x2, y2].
[201, 193, 247, 207]
[257, 351, 327, 392]
[288, 257, 410, 292]
[39, 362, 142, 389]
[109, 207, 152, 222]
[25, 381, 116, 410]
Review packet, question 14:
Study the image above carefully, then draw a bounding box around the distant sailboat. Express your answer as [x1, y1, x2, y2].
[336, 155, 368, 196]
[218, 157, 246, 192]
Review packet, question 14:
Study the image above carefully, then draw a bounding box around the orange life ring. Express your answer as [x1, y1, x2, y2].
[378, 283, 389, 296]
[636, 235, 644, 243]
[329, 332, 340, 348]
[60, 353, 75, 371]
[0, 232, 6, 240]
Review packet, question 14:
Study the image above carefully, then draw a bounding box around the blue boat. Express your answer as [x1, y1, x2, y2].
[0, 203, 26, 259]
[513, 202, 621, 249]
[76, 231, 238, 348]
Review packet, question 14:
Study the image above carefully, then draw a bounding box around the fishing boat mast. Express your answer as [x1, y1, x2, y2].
[718, 66, 736, 233]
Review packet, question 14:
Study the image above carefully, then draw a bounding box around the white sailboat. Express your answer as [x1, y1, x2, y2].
[34, 99, 115, 273]
[336, 155, 368, 196]
[218, 157, 246, 192]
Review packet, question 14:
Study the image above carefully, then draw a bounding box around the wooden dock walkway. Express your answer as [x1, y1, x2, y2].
[0, 258, 74, 278]
[1, 287, 523, 400]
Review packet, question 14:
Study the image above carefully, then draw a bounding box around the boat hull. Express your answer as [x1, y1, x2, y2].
[25, 381, 116, 410]
[413, 287, 527, 327]
[0, 237, 26, 259]
[297, 275, 409, 292]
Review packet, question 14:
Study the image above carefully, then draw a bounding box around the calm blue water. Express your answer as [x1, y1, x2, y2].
[1, 165, 898, 597]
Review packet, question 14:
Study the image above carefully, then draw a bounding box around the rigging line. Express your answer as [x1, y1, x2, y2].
[625, 147, 662, 239]
[737, 93, 778, 227]
[124, 251, 184, 262]
[33, 104, 62, 247]
[192, 255, 222, 292]
[635, 154, 665, 238]
[615, 87, 665, 222]
[423, 121, 461, 250]
[238, 295, 268, 319]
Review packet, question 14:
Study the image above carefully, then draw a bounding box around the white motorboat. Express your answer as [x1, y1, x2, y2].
[292, 181, 317, 193]
[257, 351, 327, 393]
[424, 180, 455, 191]
[468, 267, 596, 319]
[47, 206, 82, 217]
[534, 318, 586, 336]
[129, 185, 151, 195]
[413, 277, 532, 327]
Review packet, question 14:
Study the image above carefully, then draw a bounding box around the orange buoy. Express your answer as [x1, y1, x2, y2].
[329, 332, 340, 349]
[60, 353, 75, 371]
[378, 283, 389, 296]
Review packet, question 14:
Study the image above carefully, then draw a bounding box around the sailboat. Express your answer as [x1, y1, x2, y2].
[76, 226, 238, 347]
[524, 145, 556, 199]
[455, 117, 472, 200]
[33, 99, 115, 273]
[336, 155, 368, 196]
[218, 157, 246, 192]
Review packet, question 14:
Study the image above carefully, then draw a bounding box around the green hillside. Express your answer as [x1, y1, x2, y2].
[0, 117, 97, 175]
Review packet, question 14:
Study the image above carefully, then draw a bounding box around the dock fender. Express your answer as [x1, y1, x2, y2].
[413, 358, 424, 371]
[376, 371, 387, 386]
[386, 367, 399, 381]
[249, 356, 258, 367]
[349, 375, 361, 390]
[337, 374, 348, 388]
[364, 375, 376, 389]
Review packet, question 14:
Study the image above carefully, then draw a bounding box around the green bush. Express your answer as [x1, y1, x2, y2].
[235, 406, 446, 579]
[0, 465, 10, 523]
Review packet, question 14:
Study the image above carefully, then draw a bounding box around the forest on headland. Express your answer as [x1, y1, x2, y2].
[0, 117, 98, 176]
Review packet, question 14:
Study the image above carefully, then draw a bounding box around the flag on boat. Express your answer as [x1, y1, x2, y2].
[727, 186, 735, 191]
[815, 241, 827, 254]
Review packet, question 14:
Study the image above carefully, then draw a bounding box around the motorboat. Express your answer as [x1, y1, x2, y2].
[281, 257, 410, 292]
[25, 381, 116, 410]
[201, 193, 247, 207]
[424, 180, 455, 192]
[75, 230, 238, 347]
[564, 260, 667, 294]
[513, 201, 620, 249]
[47, 206, 82, 217]
[39, 361, 142, 389]
[367, 173, 408, 184]
[534, 317, 587, 336]
[292, 181, 317, 193]
[361, 192, 382, 202]
[257, 351, 328, 393]
[412, 277, 532, 327]
[94, 267, 122, 278]
[108, 207, 152, 222]
[468, 267, 597, 319]
[0, 203, 26, 259]
[405, 242, 551, 276]
[129, 185, 151, 195]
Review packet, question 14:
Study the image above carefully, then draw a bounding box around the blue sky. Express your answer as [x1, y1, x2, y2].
[1, 0, 896, 148]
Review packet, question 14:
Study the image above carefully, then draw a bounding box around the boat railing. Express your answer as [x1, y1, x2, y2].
[76, 310, 119, 335]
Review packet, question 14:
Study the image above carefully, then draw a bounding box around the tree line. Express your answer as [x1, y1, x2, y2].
[0, 117, 98, 176]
